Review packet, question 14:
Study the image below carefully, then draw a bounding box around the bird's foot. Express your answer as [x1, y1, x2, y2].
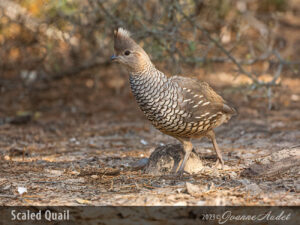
[215, 158, 224, 169]
[174, 169, 190, 178]
[176, 170, 184, 177]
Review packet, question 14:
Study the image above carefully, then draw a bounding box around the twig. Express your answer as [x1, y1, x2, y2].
[175, 4, 258, 83]
[0, 194, 16, 198]
[265, 50, 284, 109]
[42, 59, 110, 81]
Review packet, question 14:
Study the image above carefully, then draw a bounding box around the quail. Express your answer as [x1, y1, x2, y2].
[111, 28, 236, 175]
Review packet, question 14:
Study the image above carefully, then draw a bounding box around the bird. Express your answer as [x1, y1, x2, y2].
[111, 28, 236, 175]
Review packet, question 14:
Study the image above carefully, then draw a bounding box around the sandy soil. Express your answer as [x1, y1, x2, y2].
[0, 69, 299, 206]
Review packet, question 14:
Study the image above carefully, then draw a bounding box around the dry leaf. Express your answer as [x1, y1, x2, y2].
[76, 199, 92, 205]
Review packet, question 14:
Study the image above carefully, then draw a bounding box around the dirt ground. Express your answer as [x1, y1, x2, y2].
[0, 66, 299, 206]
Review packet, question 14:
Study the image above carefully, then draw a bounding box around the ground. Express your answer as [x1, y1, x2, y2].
[0, 68, 299, 206]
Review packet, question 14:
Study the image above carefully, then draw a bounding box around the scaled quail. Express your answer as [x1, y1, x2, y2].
[111, 28, 236, 175]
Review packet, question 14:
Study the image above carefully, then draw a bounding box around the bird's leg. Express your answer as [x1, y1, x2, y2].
[176, 140, 194, 176]
[206, 130, 224, 168]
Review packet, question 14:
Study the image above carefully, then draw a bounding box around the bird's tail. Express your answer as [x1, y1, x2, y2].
[223, 104, 237, 116]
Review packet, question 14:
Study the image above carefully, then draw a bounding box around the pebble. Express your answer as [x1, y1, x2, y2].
[245, 183, 262, 195]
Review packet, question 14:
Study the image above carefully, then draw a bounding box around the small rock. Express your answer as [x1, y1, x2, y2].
[245, 183, 262, 195]
[291, 94, 299, 101]
[17, 187, 27, 195]
[176, 188, 184, 193]
[45, 169, 63, 176]
[186, 183, 201, 196]
[3, 184, 11, 190]
[140, 139, 148, 145]
[173, 201, 187, 206]
[228, 171, 237, 179]
[70, 170, 80, 175]
[130, 158, 149, 171]
[214, 196, 226, 206]
[186, 182, 209, 197]
[69, 137, 76, 142]
[76, 198, 92, 205]
[238, 179, 251, 186]
[144, 144, 203, 175]
[196, 200, 206, 206]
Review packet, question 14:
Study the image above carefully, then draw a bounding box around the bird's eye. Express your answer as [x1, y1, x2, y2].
[124, 50, 131, 56]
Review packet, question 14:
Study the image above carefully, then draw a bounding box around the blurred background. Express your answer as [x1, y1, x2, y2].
[0, 0, 299, 123]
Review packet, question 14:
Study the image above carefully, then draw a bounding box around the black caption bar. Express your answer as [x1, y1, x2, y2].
[0, 206, 299, 225]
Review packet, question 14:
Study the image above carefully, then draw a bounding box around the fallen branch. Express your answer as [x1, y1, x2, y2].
[242, 156, 300, 178]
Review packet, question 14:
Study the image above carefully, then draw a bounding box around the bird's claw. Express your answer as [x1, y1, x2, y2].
[215, 158, 224, 169]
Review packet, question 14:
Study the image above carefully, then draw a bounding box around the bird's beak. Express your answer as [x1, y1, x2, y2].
[111, 55, 118, 61]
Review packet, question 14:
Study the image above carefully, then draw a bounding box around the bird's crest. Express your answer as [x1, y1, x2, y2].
[114, 27, 138, 52]
[114, 27, 131, 39]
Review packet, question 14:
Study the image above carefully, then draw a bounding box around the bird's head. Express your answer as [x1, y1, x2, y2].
[112, 28, 151, 73]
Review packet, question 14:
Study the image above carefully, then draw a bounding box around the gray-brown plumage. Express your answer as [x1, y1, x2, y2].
[112, 28, 236, 175]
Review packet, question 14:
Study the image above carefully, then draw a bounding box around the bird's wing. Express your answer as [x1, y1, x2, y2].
[169, 76, 235, 123]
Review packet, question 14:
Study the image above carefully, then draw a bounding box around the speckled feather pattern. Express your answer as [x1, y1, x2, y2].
[113, 27, 235, 141]
[129, 66, 235, 140]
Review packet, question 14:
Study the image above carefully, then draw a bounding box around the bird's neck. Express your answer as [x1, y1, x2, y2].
[129, 63, 167, 86]
[129, 63, 169, 121]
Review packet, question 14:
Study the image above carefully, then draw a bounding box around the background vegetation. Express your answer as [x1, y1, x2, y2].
[0, 0, 299, 207]
[1, 0, 299, 107]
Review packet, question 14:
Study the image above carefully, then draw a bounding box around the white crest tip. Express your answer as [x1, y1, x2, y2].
[117, 28, 131, 38]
